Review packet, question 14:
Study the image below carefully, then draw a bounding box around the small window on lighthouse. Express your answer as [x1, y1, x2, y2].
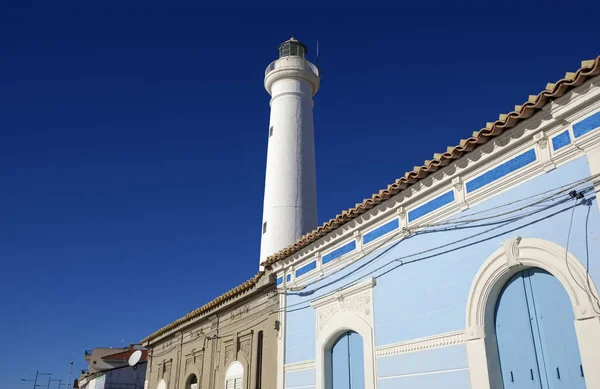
[269, 126, 274, 137]
[263, 222, 267, 234]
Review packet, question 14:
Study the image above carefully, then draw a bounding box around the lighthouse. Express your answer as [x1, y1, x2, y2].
[260, 37, 320, 265]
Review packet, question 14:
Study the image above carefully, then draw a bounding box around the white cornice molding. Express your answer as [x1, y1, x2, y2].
[375, 330, 465, 357]
[284, 360, 316, 372]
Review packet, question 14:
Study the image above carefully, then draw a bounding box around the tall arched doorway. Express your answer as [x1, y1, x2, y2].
[328, 331, 364, 389]
[495, 268, 585, 388]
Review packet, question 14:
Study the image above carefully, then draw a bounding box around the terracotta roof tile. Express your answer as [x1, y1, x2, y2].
[142, 271, 265, 343]
[260, 56, 600, 268]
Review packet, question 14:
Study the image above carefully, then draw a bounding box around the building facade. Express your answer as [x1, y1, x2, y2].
[141, 272, 278, 389]
[79, 346, 147, 389]
[263, 58, 600, 389]
[83, 346, 147, 374]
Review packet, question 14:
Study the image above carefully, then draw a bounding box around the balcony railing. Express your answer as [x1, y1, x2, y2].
[265, 59, 319, 79]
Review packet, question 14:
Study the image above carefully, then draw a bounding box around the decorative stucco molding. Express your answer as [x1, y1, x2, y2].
[534, 130, 557, 172]
[452, 176, 469, 210]
[239, 338, 252, 361]
[315, 291, 371, 331]
[465, 237, 600, 389]
[312, 278, 377, 389]
[502, 236, 522, 269]
[312, 278, 375, 331]
[375, 330, 465, 357]
[224, 344, 234, 366]
[284, 360, 316, 372]
[467, 237, 600, 332]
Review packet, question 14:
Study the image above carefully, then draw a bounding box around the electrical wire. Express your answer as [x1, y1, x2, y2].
[279, 174, 599, 298]
[564, 192, 600, 315]
[283, 182, 592, 300]
[420, 174, 600, 228]
[438, 173, 600, 225]
[276, 183, 597, 314]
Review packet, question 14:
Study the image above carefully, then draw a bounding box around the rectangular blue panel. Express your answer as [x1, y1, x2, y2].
[322, 240, 357, 264]
[296, 260, 317, 278]
[465, 149, 536, 193]
[276, 276, 283, 286]
[363, 218, 399, 245]
[377, 369, 470, 389]
[552, 130, 571, 151]
[408, 190, 455, 222]
[286, 273, 291, 282]
[285, 307, 316, 363]
[285, 369, 316, 388]
[573, 111, 600, 138]
[377, 345, 467, 377]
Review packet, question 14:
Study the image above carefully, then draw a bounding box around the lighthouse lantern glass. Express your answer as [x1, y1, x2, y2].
[278, 42, 306, 58]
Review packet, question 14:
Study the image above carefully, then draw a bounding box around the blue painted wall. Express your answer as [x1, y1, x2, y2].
[283, 154, 600, 387]
[285, 299, 317, 363]
[285, 369, 316, 389]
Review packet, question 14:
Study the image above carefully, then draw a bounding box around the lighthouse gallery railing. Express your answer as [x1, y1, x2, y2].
[265, 59, 319, 78]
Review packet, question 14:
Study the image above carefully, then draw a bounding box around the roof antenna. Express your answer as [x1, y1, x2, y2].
[316, 40, 320, 67]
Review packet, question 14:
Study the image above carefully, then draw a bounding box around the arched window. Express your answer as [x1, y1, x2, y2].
[329, 331, 364, 389]
[225, 361, 243, 389]
[495, 268, 584, 388]
[185, 375, 197, 389]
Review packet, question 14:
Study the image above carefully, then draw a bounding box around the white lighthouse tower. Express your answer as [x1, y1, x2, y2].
[260, 37, 320, 265]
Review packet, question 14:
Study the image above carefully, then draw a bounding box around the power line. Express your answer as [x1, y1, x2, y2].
[275, 181, 597, 314]
[279, 174, 599, 298]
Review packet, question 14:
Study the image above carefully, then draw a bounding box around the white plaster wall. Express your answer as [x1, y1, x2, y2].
[260, 60, 319, 264]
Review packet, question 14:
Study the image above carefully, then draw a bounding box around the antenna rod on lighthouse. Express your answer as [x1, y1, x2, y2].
[316, 40, 319, 66]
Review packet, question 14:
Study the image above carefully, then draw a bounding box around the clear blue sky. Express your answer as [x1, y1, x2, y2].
[1, 1, 599, 388]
